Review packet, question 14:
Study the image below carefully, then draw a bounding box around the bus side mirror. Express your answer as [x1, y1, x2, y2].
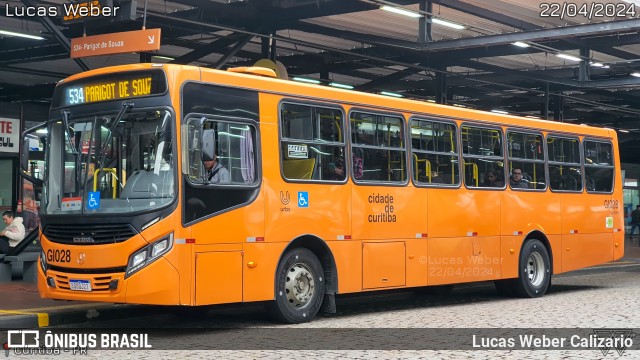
[20, 124, 46, 186]
[20, 137, 30, 172]
[201, 129, 216, 162]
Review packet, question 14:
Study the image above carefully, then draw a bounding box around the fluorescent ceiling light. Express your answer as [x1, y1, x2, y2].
[590, 62, 604, 67]
[0, 30, 45, 40]
[36, 128, 48, 134]
[631, 72, 640, 77]
[380, 91, 403, 98]
[491, 109, 509, 114]
[432, 18, 465, 30]
[512, 42, 530, 48]
[329, 82, 354, 89]
[380, 5, 421, 18]
[556, 53, 581, 62]
[292, 77, 321, 84]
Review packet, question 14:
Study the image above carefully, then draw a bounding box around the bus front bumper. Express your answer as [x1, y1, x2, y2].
[38, 256, 180, 305]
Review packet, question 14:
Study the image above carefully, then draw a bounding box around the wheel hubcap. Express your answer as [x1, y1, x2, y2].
[285, 263, 316, 308]
[526, 252, 545, 287]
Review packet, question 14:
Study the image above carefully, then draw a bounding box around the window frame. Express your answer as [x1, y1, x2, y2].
[183, 113, 261, 189]
[506, 129, 547, 192]
[583, 137, 615, 194]
[278, 100, 347, 183]
[460, 122, 506, 190]
[547, 134, 583, 193]
[348, 108, 409, 186]
[409, 116, 460, 188]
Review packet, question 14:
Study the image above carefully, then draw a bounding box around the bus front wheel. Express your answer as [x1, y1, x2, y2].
[513, 239, 551, 298]
[269, 248, 325, 323]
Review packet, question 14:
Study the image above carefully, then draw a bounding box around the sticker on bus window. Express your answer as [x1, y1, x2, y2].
[288, 144, 308, 159]
[61, 197, 82, 212]
[87, 191, 100, 210]
[605, 217, 614, 229]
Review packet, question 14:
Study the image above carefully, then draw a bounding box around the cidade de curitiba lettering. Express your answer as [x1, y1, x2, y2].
[367, 193, 396, 223]
[4, 3, 119, 17]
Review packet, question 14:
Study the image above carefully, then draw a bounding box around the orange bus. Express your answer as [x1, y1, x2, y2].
[22, 63, 624, 323]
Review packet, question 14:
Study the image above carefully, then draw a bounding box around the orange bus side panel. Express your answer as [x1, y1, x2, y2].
[427, 190, 500, 239]
[499, 236, 520, 279]
[125, 258, 180, 305]
[405, 238, 429, 287]
[561, 233, 613, 273]
[352, 186, 425, 241]
[242, 242, 288, 302]
[195, 251, 243, 305]
[327, 240, 362, 294]
[363, 241, 406, 289]
[427, 236, 501, 285]
[500, 191, 561, 236]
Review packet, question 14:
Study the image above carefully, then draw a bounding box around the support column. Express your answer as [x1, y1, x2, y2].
[419, 0, 433, 44]
[436, 68, 447, 104]
[579, 48, 590, 82]
[553, 94, 564, 122]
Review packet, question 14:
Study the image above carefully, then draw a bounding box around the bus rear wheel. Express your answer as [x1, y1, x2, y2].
[512, 239, 551, 298]
[269, 248, 325, 323]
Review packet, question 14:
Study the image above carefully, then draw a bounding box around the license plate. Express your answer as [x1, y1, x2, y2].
[69, 279, 92, 292]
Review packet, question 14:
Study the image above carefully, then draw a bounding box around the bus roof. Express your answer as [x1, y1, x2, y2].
[58, 63, 614, 139]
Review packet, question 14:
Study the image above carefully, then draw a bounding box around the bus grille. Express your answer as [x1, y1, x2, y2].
[52, 274, 115, 292]
[43, 224, 136, 244]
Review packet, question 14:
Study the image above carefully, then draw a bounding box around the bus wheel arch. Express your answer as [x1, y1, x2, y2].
[269, 235, 337, 323]
[513, 236, 552, 298]
[495, 231, 552, 298]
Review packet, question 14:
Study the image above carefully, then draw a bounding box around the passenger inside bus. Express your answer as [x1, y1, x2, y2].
[483, 171, 503, 187]
[326, 157, 346, 181]
[509, 168, 530, 189]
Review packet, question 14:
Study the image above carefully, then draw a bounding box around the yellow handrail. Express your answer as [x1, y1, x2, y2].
[464, 162, 479, 187]
[93, 168, 118, 198]
[412, 154, 432, 182]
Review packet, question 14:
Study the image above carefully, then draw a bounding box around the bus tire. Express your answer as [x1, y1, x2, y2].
[513, 239, 551, 298]
[269, 248, 325, 323]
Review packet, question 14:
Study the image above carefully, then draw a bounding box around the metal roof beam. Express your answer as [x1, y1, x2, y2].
[21, 0, 89, 71]
[169, 32, 249, 64]
[432, 0, 539, 30]
[420, 19, 640, 51]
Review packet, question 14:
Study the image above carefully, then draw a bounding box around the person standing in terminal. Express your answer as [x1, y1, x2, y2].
[0, 211, 25, 254]
[630, 205, 640, 240]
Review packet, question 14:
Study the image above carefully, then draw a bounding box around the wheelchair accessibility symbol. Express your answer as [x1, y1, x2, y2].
[298, 192, 309, 208]
[87, 191, 101, 210]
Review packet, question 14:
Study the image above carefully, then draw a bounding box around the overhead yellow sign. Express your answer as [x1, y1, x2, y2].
[70, 28, 161, 58]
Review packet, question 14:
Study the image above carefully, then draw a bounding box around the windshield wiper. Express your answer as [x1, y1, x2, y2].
[96, 101, 134, 188]
[61, 110, 77, 155]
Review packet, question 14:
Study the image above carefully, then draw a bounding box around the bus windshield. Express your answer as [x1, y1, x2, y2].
[43, 108, 175, 215]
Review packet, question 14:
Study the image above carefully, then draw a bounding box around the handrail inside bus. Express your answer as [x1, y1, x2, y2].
[464, 162, 479, 187]
[94, 168, 118, 198]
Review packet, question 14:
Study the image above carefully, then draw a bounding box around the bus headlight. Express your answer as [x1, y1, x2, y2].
[125, 233, 173, 278]
[40, 250, 47, 273]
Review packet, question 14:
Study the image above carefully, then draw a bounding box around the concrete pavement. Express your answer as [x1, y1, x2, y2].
[1, 237, 639, 329]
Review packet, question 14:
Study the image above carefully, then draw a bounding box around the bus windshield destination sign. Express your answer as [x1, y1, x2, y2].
[54, 71, 167, 107]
